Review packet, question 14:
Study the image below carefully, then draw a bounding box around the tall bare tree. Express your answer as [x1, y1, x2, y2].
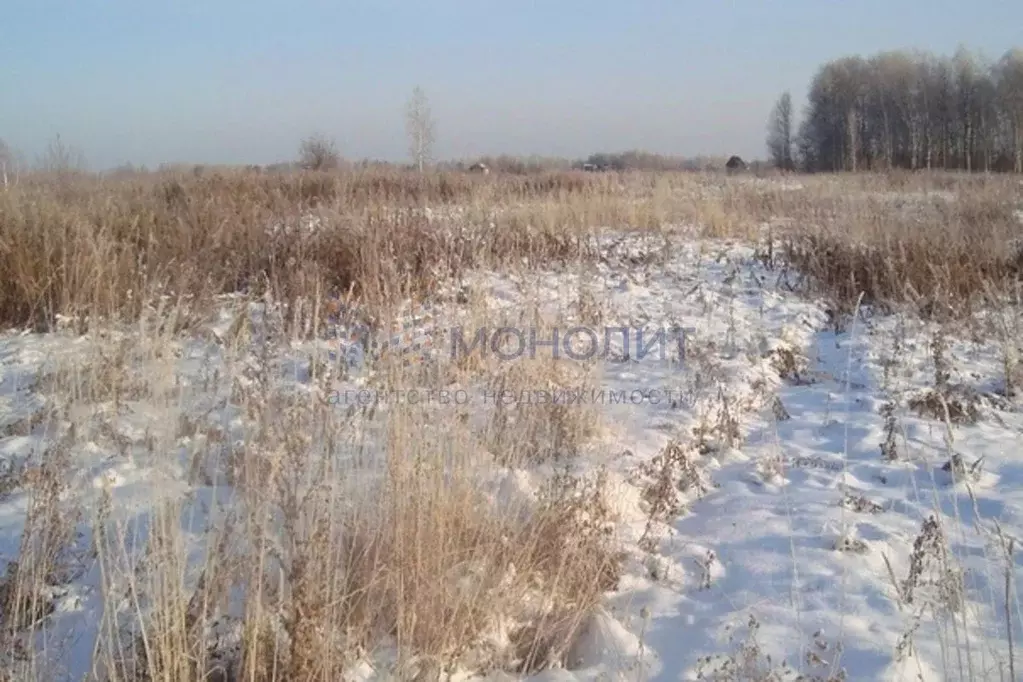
[766, 91, 795, 170]
[0, 138, 11, 189]
[996, 48, 1023, 173]
[405, 86, 436, 173]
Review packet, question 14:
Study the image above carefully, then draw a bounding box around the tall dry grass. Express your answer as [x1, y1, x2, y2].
[773, 172, 1023, 317]
[0, 168, 656, 331]
[2, 166, 1022, 680]
[0, 290, 623, 680]
[0, 161, 655, 678]
[0, 165, 835, 332]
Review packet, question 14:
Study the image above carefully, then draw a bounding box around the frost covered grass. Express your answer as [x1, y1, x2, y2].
[780, 179, 1023, 318]
[1, 168, 1022, 680]
[0, 296, 624, 680]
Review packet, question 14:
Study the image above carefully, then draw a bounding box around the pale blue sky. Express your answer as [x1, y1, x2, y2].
[3, 1, 1021, 170]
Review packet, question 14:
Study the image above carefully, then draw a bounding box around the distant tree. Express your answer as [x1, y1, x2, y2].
[766, 91, 795, 170]
[995, 48, 1023, 173]
[793, 45, 1023, 173]
[298, 133, 340, 171]
[405, 86, 436, 173]
[725, 155, 748, 175]
[0, 138, 11, 189]
[38, 133, 87, 174]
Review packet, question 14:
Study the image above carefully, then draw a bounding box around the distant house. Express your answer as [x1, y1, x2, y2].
[468, 162, 490, 174]
[725, 156, 748, 175]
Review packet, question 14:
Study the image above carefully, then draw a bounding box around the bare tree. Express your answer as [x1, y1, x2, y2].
[794, 45, 1023, 173]
[766, 91, 795, 170]
[37, 133, 87, 174]
[996, 48, 1023, 173]
[405, 86, 436, 173]
[298, 133, 341, 171]
[0, 138, 11, 189]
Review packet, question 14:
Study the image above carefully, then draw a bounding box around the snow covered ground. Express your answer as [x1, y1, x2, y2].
[1, 229, 1020, 681]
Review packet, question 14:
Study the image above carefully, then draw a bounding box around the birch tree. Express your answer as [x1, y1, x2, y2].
[405, 86, 436, 173]
[996, 49, 1023, 173]
[792, 45, 1023, 173]
[766, 91, 795, 170]
[0, 138, 11, 189]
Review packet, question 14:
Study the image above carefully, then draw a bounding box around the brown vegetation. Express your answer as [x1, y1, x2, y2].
[2, 166, 1019, 333]
[1, 164, 1021, 679]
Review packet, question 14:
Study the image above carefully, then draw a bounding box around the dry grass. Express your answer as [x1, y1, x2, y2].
[0, 168, 677, 331]
[0, 165, 834, 332]
[2, 166, 1022, 680]
[777, 174, 1023, 317]
[0, 285, 623, 680]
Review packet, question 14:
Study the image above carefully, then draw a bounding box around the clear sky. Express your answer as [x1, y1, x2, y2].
[3, 0, 1021, 170]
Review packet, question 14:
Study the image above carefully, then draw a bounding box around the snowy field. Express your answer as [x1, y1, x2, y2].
[1, 211, 1022, 680]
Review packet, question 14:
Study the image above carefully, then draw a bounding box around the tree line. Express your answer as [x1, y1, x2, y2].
[768, 46, 1023, 173]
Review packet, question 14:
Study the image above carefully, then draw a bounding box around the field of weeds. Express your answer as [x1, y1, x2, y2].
[1, 167, 1022, 681]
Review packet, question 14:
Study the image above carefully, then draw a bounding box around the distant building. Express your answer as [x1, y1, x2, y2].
[468, 162, 490, 174]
